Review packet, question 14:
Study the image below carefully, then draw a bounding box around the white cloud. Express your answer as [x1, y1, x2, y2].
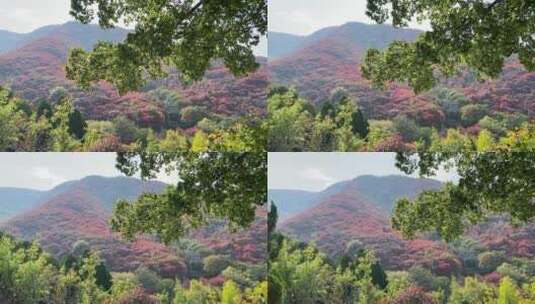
[31, 166, 67, 188]
[300, 167, 335, 188]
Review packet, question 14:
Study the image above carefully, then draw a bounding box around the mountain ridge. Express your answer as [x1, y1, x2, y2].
[268, 21, 535, 119]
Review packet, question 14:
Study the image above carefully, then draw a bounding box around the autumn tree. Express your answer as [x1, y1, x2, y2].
[67, 0, 267, 93]
[362, 0, 535, 92]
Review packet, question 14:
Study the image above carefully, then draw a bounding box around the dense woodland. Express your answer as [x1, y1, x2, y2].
[267, 86, 534, 152]
[0, 231, 267, 303]
[268, 203, 535, 304]
[0, 86, 266, 152]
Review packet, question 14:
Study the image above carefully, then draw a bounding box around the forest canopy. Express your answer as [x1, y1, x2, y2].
[363, 0, 535, 92]
[67, 0, 267, 93]
[112, 152, 267, 243]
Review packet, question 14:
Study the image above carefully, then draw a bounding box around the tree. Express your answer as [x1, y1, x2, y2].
[268, 201, 278, 236]
[68, 109, 87, 140]
[0, 98, 22, 151]
[111, 152, 267, 243]
[392, 152, 535, 241]
[478, 251, 506, 274]
[95, 262, 112, 291]
[460, 104, 488, 127]
[498, 277, 520, 304]
[202, 255, 232, 277]
[36, 100, 53, 119]
[351, 108, 369, 139]
[449, 277, 496, 304]
[362, 0, 535, 92]
[179, 106, 206, 129]
[113, 115, 139, 144]
[67, 0, 267, 94]
[135, 266, 161, 293]
[221, 280, 242, 304]
[71, 240, 91, 258]
[49, 87, 68, 103]
[191, 131, 210, 152]
[50, 98, 80, 151]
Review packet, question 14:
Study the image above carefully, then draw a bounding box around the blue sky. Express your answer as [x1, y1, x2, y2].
[269, 0, 430, 36]
[0, 153, 176, 190]
[268, 153, 458, 192]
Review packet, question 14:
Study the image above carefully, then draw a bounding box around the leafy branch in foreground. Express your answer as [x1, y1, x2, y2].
[111, 152, 267, 243]
[67, 0, 267, 93]
[392, 152, 535, 242]
[362, 0, 535, 93]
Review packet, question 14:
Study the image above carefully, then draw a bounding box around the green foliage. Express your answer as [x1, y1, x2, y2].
[68, 109, 88, 140]
[268, 88, 372, 152]
[202, 255, 232, 277]
[407, 265, 449, 292]
[111, 152, 267, 243]
[478, 251, 506, 274]
[113, 115, 139, 144]
[498, 277, 520, 304]
[269, 236, 387, 304]
[363, 0, 535, 92]
[67, 0, 267, 93]
[449, 276, 496, 304]
[460, 104, 489, 127]
[221, 280, 242, 304]
[179, 106, 206, 129]
[268, 201, 278, 236]
[393, 152, 535, 241]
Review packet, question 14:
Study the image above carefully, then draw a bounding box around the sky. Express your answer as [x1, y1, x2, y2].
[0, 153, 177, 191]
[269, 0, 430, 36]
[0, 0, 72, 33]
[268, 153, 458, 192]
[0, 0, 267, 56]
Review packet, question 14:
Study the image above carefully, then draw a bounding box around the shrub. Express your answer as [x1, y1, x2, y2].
[478, 251, 506, 274]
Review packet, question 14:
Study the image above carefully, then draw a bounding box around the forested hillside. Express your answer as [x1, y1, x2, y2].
[267, 22, 535, 152]
[0, 176, 267, 302]
[269, 175, 535, 303]
[0, 22, 267, 152]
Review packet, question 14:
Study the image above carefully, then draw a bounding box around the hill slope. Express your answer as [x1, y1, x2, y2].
[279, 175, 447, 270]
[279, 175, 535, 273]
[0, 175, 267, 278]
[2, 187, 186, 277]
[0, 22, 267, 125]
[268, 22, 535, 119]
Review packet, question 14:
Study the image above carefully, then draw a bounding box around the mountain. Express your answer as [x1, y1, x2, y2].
[278, 175, 535, 273]
[2, 186, 187, 277]
[0, 176, 167, 221]
[279, 175, 449, 270]
[269, 175, 442, 220]
[0, 22, 267, 126]
[0, 188, 44, 220]
[0, 175, 267, 277]
[268, 22, 535, 120]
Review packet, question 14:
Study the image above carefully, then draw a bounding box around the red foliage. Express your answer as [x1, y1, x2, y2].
[390, 287, 437, 304]
[116, 288, 160, 304]
[0, 23, 267, 131]
[270, 23, 534, 124]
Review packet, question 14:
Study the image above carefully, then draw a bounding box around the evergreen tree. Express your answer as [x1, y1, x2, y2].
[351, 108, 370, 139]
[68, 109, 87, 140]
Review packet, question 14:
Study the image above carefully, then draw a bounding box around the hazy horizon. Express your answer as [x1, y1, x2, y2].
[0, 1, 267, 56]
[268, 153, 458, 192]
[0, 153, 176, 191]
